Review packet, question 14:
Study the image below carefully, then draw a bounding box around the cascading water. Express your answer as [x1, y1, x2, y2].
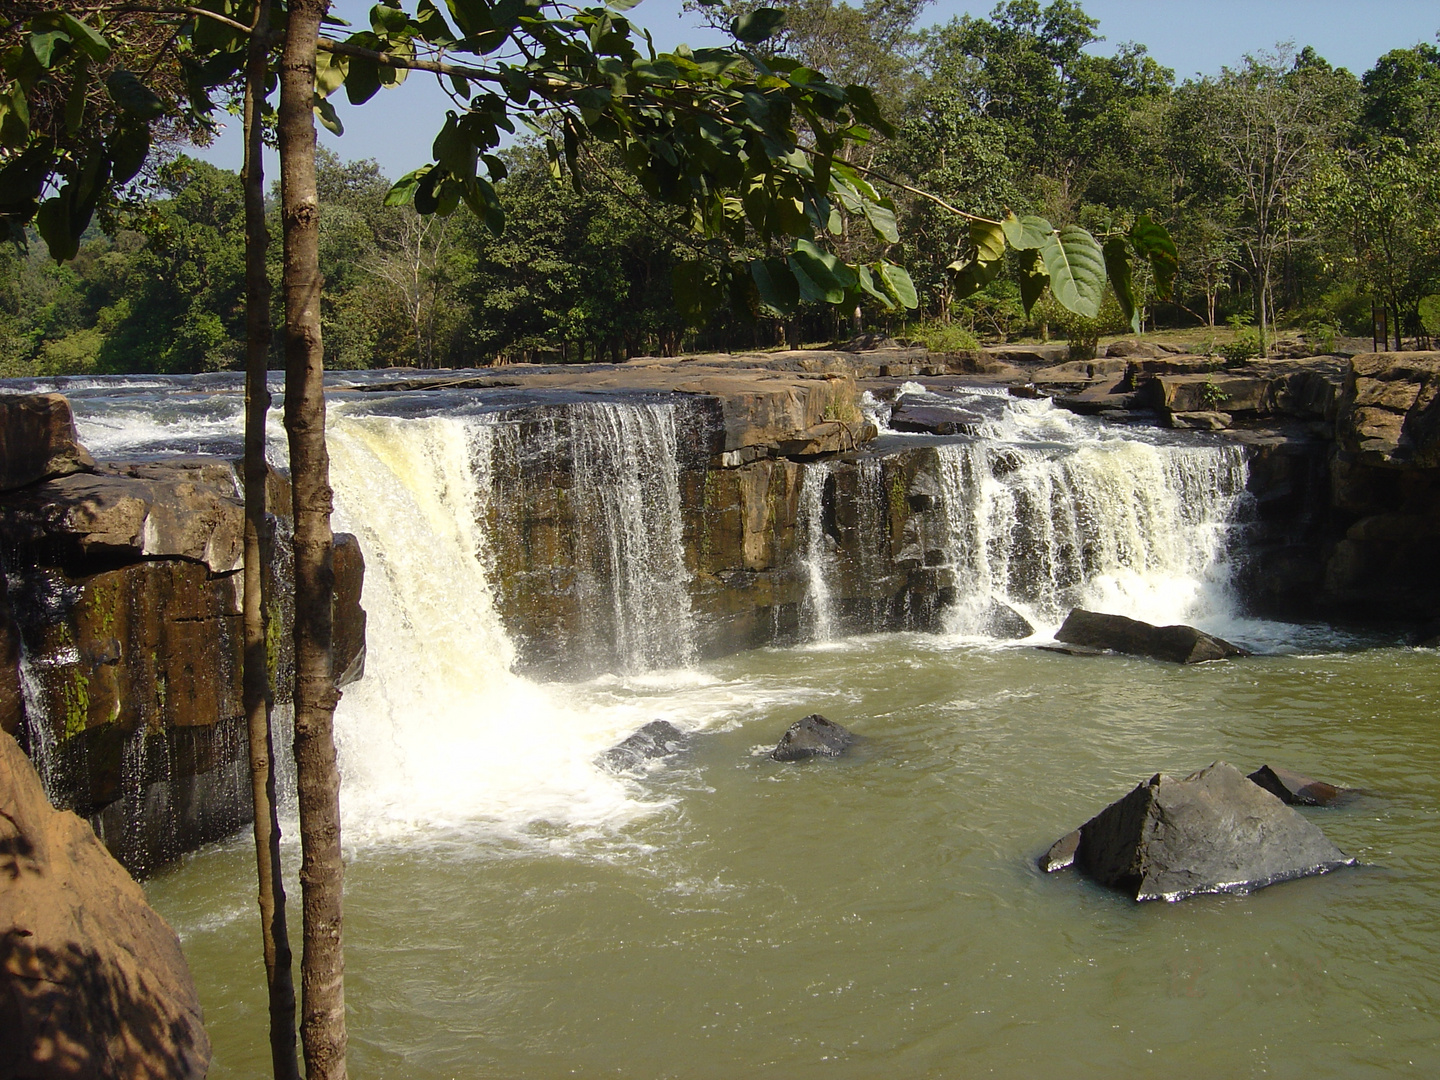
[797, 460, 836, 641]
[323, 408, 682, 845]
[930, 392, 1249, 635]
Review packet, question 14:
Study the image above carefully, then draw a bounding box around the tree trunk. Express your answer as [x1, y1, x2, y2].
[278, 2, 347, 1078]
[242, 4, 301, 1078]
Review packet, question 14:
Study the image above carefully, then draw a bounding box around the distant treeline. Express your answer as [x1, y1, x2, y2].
[3, 0, 1438, 375]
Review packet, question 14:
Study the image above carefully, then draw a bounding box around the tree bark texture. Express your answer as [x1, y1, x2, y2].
[242, 2, 301, 1077]
[278, 2, 347, 1077]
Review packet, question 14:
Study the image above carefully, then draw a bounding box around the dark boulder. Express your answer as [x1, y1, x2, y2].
[1041, 761, 1354, 901]
[602, 720, 688, 770]
[1247, 764, 1351, 807]
[1040, 829, 1080, 872]
[771, 714, 854, 762]
[979, 599, 1034, 639]
[1055, 609, 1249, 663]
[889, 399, 987, 436]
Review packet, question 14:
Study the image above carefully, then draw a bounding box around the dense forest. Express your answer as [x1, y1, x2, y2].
[3, 0, 1439, 375]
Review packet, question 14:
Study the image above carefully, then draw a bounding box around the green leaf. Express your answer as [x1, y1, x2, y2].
[1040, 226, 1106, 319]
[750, 257, 799, 317]
[732, 8, 786, 45]
[1130, 215, 1177, 300]
[1000, 211, 1051, 250]
[313, 93, 345, 136]
[385, 165, 432, 207]
[844, 84, 894, 138]
[371, 3, 410, 35]
[971, 219, 1006, 264]
[36, 195, 79, 262]
[58, 15, 111, 62]
[1016, 248, 1049, 316]
[673, 261, 723, 326]
[413, 166, 443, 215]
[1104, 236, 1139, 334]
[788, 238, 857, 304]
[65, 57, 90, 134]
[858, 264, 897, 310]
[315, 50, 348, 97]
[947, 255, 1000, 301]
[105, 70, 165, 119]
[344, 57, 382, 105]
[29, 30, 69, 69]
[415, 0, 460, 45]
[877, 261, 918, 310]
[107, 122, 150, 185]
[862, 198, 899, 243]
[607, 0, 645, 9]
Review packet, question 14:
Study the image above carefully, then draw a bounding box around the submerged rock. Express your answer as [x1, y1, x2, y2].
[602, 720, 688, 770]
[0, 731, 210, 1077]
[1247, 764, 1351, 807]
[1055, 609, 1248, 664]
[771, 714, 854, 762]
[1041, 761, 1354, 901]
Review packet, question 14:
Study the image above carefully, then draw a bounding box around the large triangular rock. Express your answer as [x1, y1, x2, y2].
[1045, 761, 1353, 901]
[1055, 609, 1248, 663]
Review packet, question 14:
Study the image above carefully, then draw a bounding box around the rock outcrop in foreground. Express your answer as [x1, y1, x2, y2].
[1042, 762, 1354, 902]
[771, 714, 855, 761]
[0, 731, 210, 1078]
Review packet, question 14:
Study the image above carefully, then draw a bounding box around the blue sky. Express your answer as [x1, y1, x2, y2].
[195, 0, 1440, 180]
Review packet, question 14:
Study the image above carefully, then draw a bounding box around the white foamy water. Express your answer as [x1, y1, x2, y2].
[325, 410, 686, 847]
[934, 395, 1248, 636]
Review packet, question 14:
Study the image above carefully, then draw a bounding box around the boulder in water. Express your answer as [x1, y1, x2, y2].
[1041, 761, 1354, 901]
[0, 731, 211, 1077]
[1055, 609, 1248, 664]
[771, 714, 854, 762]
[602, 720, 688, 770]
[1247, 764, 1351, 807]
[889, 399, 987, 436]
[979, 599, 1034, 640]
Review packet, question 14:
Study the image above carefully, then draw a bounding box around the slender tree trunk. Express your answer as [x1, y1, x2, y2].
[241, 4, 301, 1078]
[278, 2, 347, 1077]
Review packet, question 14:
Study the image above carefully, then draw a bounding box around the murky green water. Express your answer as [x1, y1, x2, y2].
[148, 636, 1440, 1078]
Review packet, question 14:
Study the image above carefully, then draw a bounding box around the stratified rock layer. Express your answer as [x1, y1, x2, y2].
[0, 731, 210, 1079]
[0, 394, 95, 493]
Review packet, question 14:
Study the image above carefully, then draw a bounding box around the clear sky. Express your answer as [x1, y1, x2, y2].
[195, 0, 1440, 180]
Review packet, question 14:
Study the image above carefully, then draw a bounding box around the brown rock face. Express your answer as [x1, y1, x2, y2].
[0, 394, 96, 493]
[0, 731, 211, 1079]
[1338, 352, 1440, 466]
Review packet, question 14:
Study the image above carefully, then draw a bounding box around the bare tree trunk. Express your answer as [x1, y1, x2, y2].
[278, 2, 347, 1077]
[242, 5, 301, 1078]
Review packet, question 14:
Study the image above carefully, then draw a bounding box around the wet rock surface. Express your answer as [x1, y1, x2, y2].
[1055, 609, 1248, 663]
[1044, 761, 1355, 901]
[1247, 764, 1351, 807]
[0, 731, 210, 1078]
[602, 720, 689, 770]
[771, 714, 855, 762]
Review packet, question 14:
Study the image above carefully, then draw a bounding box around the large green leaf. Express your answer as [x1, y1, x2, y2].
[344, 56, 382, 105]
[947, 255, 1000, 301]
[1103, 237, 1139, 333]
[971, 219, 1006, 264]
[857, 264, 896, 310]
[877, 261, 918, 309]
[58, 15, 111, 62]
[29, 30, 69, 69]
[385, 165, 432, 207]
[1016, 248, 1049, 316]
[105, 70, 165, 119]
[313, 93, 345, 136]
[1040, 226, 1106, 318]
[1001, 211, 1051, 250]
[1130, 215, 1177, 300]
[788, 238, 857, 304]
[751, 257, 799, 317]
[862, 198, 899, 243]
[732, 8, 786, 45]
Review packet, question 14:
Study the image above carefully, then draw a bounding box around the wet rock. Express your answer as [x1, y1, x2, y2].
[0, 731, 211, 1078]
[603, 720, 688, 770]
[1032, 641, 1109, 657]
[1040, 829, 1080, 871]
[889, 399, 987, 436]
[771, 713, 854, 762]
[979, 599, 1034, 639]
[0, 393, 96, 492]
[1055, 609, 1248, 664]
[1247, 764, 1351, 807]
[1042, 761, 1354, 901]
[333, 531, 367, 687]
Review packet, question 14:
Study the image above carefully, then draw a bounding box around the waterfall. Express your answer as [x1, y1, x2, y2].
[325, 411, 671, 845]
[797, 461, 836, 641]
[933, 396, 1249, 635]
